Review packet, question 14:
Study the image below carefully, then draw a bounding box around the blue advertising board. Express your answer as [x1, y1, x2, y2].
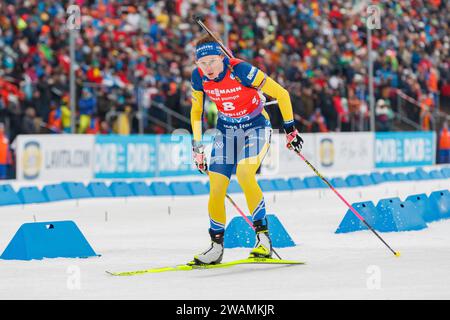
[94, 134, 204, 178]
[157, 134, 198, 177]
[375, 132, 436, 168]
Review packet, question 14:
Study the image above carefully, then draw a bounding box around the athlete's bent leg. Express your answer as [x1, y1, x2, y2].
[236, 139, 273, 258]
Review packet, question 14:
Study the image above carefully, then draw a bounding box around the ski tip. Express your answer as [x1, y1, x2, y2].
[394, 251, 401, 257]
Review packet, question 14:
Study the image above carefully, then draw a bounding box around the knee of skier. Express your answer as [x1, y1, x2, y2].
[236, 163, 257, 186]
[208, 172, 229, 197]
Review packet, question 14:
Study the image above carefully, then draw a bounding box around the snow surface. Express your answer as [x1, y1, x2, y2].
[0, 173, 449, 300]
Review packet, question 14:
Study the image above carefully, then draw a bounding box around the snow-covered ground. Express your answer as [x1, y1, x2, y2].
[0, 174, 449, 300]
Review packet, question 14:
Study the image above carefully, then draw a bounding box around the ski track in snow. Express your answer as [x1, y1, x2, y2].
[0, 177, 449, 299]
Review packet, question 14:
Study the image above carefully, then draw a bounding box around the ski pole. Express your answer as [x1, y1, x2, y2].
[295, 151, 400, 257]
[225, 194, 283, 260]
[225, 194, 254, 229]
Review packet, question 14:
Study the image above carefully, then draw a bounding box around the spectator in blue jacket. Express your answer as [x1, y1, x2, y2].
[78, 88, 97, 134]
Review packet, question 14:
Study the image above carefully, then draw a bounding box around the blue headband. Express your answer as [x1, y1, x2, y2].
[196, 42, 222, 60]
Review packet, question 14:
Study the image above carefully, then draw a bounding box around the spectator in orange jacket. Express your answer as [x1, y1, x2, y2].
[0, 123, 12, 179]
[47, 102, 62, 133]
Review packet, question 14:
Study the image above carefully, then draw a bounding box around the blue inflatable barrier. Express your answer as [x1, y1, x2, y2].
[345, 175, 362, 187]
[271, 179, 292, 191]
[441, 167, 450, 178]
[405, 193, 432, 222]
[337, 197, 428, 233]
[304, 176, 326, 189]
[150, 181, 173, 196]
[359, 174, 375, 186]
[224, 214, 295, 248]
[429, 170, 444, 179]
[382, 171, 396, 182]
[110, 182, 134, 197]
[331, 177, 348, 188]
[17, 186, 47, 204]
[376, 197, 402, 207]
[394, 172, 408, 181]
[87, 182, 113, 198]
[335, 201, 378, 233]
[375, 199, 427, 232]
[129, 182, 153, 196]
[373, 198, 403, 232]
[258, 179, 277, 192]
[370, 172, 386, 184]
[42, 184, 70, 202]
[288, 177, 307, 190]
[427, 190, 450, 221]
[61, 182, 91, 199]
[169, 182, 193, 196]
[415, 168, 431, 180]
[406, 171, 420, 181]
[0, 185, 21, 206]
[188, 181, 209, 195]
[224, 216, 254, 248]
[0, 221, 98, 260]
[389, 201, 427, 231]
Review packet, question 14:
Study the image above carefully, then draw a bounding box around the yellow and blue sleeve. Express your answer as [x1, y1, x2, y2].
[233, 62, 295, 128]
[255, 73, 294, 128]
[191, 68, 205, 142]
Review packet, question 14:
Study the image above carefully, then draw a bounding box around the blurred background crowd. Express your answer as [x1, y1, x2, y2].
[0, 0, 449, 177]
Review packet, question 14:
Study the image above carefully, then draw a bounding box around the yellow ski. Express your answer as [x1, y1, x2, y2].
[106, 257, 305, 276]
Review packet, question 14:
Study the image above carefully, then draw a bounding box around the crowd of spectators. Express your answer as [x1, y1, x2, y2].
[0, 0, 449, 145]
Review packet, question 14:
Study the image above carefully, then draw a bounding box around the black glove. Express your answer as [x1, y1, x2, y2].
[284, 125, 304, 153]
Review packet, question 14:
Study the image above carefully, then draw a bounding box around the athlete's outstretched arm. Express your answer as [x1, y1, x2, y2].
[253, 72, 294, 127]
[251, 70, 303, 153]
